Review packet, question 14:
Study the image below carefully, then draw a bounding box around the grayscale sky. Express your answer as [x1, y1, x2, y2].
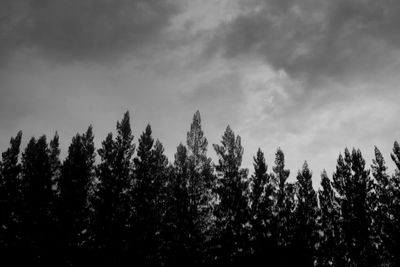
[1, 0, 400, 186]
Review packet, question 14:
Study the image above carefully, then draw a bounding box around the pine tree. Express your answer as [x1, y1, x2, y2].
[6, 110, 400, 266]
[185, 111, 214, 264]
[272, 148, 294, 249]
[93, 112, 134, 261]
[0, 131, 22, 250]
[162, 144, 192, 265]
[152, 139, 170, 263]
[370, 146, 392, 265]
[213, 126, 250, 264]
[58, 126, 95, 261]
[332, 148, 375, 266]
[131, 125, 167, 264]
[20, 135, 57, 261]
[293, 161, 318, 266]
[248, 148, 275, 260]
[114, 112, 135, 231]
[317, 170, 343, 266]
[48, 132, 62, 259]
[381, 141, 400, 265]
[93, 132, 115, 251]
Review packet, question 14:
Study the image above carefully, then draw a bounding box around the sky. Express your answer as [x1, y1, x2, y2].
[1, 0, 400, 186]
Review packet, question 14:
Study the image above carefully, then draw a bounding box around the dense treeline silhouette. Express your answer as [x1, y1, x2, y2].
[1, 111, 400, 266]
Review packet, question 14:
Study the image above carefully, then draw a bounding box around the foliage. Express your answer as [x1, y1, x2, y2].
[0, 111, 399, 266]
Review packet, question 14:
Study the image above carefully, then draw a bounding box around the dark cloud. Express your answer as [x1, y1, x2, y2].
[0, 0, 180, 64]
[207, 0, 400, 86]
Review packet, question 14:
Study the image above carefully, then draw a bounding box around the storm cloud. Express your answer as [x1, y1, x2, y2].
[207, 0, 400, 86]
[0, 0, 180, 64]
[0, 0, 399, 177]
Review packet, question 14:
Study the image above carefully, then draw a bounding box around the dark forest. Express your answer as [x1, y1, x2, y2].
[1, 111, 399, 266]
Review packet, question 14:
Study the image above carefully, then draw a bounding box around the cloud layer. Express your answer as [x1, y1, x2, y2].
[207, 0, 400, 86]
[1, 0, 400, 182]
[0, 0, 180, 64]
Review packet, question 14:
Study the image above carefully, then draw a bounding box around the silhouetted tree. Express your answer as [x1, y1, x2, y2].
[332, 148, 375, 266]
[272, 148, 295, 249]
[20, 135, 57, 262]
[58, 126, 95, 263]
[379, 141, 400, 265]
[152, 139, 170, 264]
[317, 170, 343, 266]
[293, 161, 318, 266]
[248, 148, 276, 261]
[2, 110, 400, 266]
[370, 146, 392, 265]
[185, 111, 215, 264]
[212, 126, 249, 264]
[113, 112, 135, 243]
[162, 144, 192, 265]
[93, 112, 134, 263]
[93, 133, 115, 250]
[0, 131, 22, 250]
[131, 125, 167, 265]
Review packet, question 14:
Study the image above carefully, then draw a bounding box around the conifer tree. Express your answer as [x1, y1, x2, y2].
[332, 148, 375, 266]
[213, 126, 249, 264]
[162, 144, 192, 265]
[48, 132, 62, 257]
[58, 126, 95, 257]
[20, 135, 56, 260]
[0, 131, 22, 250]
[93, 132, 116, 251]
[248, 148, 275, 260]
[5, 110, 400, 266]
[272, 148, 294, 248]
[186, 111, 214, 188]
[370, 146, 394, 265]
[293, 161, 318, 266]
[185, 111, 214, 263]
[114, 112, 135, 225]
[131, 125, 167, 264]
[382, 141, 400, 265]
[93, 112, 134, 258]
[141, 139, 169, 265]
[317, 170, 343, 266]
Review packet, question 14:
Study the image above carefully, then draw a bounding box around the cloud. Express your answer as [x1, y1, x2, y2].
[206, 0, 400, 86]
[180, 71, 246, 128]
[238, 80, 400, 181]
[0, 0, 180, 64]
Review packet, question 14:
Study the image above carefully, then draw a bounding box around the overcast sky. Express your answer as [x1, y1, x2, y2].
[1, 0, 400, 185]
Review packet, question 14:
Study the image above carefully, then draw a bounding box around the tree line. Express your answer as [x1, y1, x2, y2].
[1, 111, 400, 266]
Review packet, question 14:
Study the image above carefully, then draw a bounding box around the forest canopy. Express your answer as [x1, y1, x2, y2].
[0, 111, 399, 266]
